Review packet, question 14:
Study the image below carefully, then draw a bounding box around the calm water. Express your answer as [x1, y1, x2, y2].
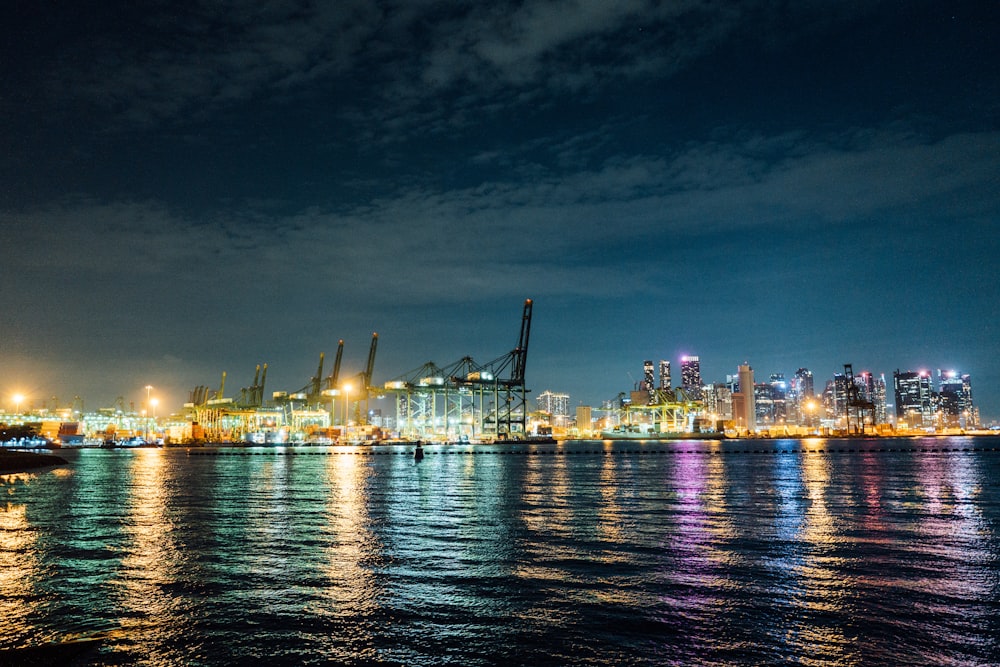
[3, 437, 1000, 666]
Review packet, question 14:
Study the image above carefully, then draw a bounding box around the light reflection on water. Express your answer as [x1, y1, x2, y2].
[0, 438, 999, 665]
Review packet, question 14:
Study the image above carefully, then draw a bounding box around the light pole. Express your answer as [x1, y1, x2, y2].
[13, 393, 24, 417]
[150, 398, 159, 443]
[343, 384, 352, 439]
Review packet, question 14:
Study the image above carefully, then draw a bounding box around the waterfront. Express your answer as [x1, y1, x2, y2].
[2, 437, 1000, 665]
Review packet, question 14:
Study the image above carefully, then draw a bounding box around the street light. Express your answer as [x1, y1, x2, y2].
[148, 398, 160, 444]
[343, 384, 352, 430]
[12, 393, 24, 416]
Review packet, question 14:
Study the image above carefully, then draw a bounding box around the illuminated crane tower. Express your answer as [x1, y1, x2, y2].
[382, 299, 534, 441]
[454, 299, 533, 440]
[323, 340, 345, 395]
[843, 363, 875, 435]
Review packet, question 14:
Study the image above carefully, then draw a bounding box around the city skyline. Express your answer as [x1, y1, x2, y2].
[3, 3, 998, 420]
[3, 352, 987, 425]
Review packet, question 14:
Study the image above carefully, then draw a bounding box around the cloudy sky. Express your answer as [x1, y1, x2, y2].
[3, 1, 999, 420]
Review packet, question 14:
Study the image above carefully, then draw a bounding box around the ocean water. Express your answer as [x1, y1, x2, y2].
[2, 437, 1000, 666]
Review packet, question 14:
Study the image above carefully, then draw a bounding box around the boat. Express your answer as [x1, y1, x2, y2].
[600, 425, 724, 440]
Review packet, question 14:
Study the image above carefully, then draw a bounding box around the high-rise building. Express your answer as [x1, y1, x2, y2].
[658, 360, 671, 390]
[832, 373, 851, 425]
[642, 360, 654, 392]
[894, 370, 933, 427]
[938, 370, 974, 427]
[734, 363, 756, 431]
[537, 390, 570, 423]
[793, 368, 814, 398]
[702, 383, 733, 421]
[872, 374, 887, 425]
[790, 368, 814, 425]
[755, 382, 775, 425]
[769, 374, 787, 423]
[680, 356, 702, 399]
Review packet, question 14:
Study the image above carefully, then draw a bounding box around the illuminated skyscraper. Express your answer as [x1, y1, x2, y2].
[537, 390, 570, 424]
[755, 382, 775, 425]
[769, 374, 787, 423]
[872, 374, 887, 425]
[642, 360, 654, 392]
[703, 383, 733, 421]
[680, 356, 702, 399]
[659, 360, 671, 390]
[894, 370, 933, 427]
[793, 368, 814, 397]
[790, 368, 814, 424]
[938, 370, 974, 427]
[734, 363, 756, 431]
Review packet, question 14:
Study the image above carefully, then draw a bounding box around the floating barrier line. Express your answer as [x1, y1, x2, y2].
[185, 446, 999, 457]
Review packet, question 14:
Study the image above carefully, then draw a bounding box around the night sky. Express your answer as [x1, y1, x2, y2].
[3, 2, 998, 419]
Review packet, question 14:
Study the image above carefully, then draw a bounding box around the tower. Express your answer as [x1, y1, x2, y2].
[894, 370, 933, 427]
[735, 363, 756, 431]
[642, 360, 654, 392]
[680, 355, 702, 399]
[658, 360, 671, 390]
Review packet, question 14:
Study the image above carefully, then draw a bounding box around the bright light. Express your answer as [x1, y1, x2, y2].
[12, 393, 24, 413]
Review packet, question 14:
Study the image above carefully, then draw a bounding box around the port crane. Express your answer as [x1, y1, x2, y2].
[237, 364, 267, 408]
[352, 333, 378, 423]
[384, 299, 533, 441]
[454, 299, 532, 439]
[323, 340, 345, 394]
[843, 364, 875, 435]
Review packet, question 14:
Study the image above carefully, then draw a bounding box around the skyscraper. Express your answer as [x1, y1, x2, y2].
[537, 390, 570, 424]
[938, 370, 974, 427]
[769, 374, 787, 423]
[658, 360, 671, 390]
[872, 374, 887, 425]
[734, 363, 756, 431]
[894, 370, 933, 427]
[791, 368, 814, 425]
[642, 360, 654, 392]
[793, 368, 814, 397]
[680, 355, 702, 399]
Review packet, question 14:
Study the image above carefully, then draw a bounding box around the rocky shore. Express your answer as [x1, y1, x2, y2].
[0, 450, 68, 473]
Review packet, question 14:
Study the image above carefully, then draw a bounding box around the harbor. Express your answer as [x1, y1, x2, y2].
[3, 436, 1000, 665]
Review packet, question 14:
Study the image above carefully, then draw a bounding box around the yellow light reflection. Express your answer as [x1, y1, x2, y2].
[311, 452, 381, 661]
[115, 448, 193, 661]
[514, 449, 576, 585]
[0, 502, 39, 638]
[786, 453, 859, 662]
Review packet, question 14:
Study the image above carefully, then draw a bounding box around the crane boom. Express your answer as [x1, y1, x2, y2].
[326, 339, 344, 389]
[364, 333, 378, 390]
[309, 353, 325, 400]
[511, 299, 532, 384]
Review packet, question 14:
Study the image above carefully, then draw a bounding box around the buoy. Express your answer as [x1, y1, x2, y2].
[414, 443, 424, 462]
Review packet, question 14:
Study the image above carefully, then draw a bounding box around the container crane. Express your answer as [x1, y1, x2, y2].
[354, 333, 378, 423]
[452, 299, 533, 439]
[323, 340, 345, 392]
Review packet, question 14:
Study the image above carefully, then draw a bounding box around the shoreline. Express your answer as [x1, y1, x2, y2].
[0, 450, 69, 473]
